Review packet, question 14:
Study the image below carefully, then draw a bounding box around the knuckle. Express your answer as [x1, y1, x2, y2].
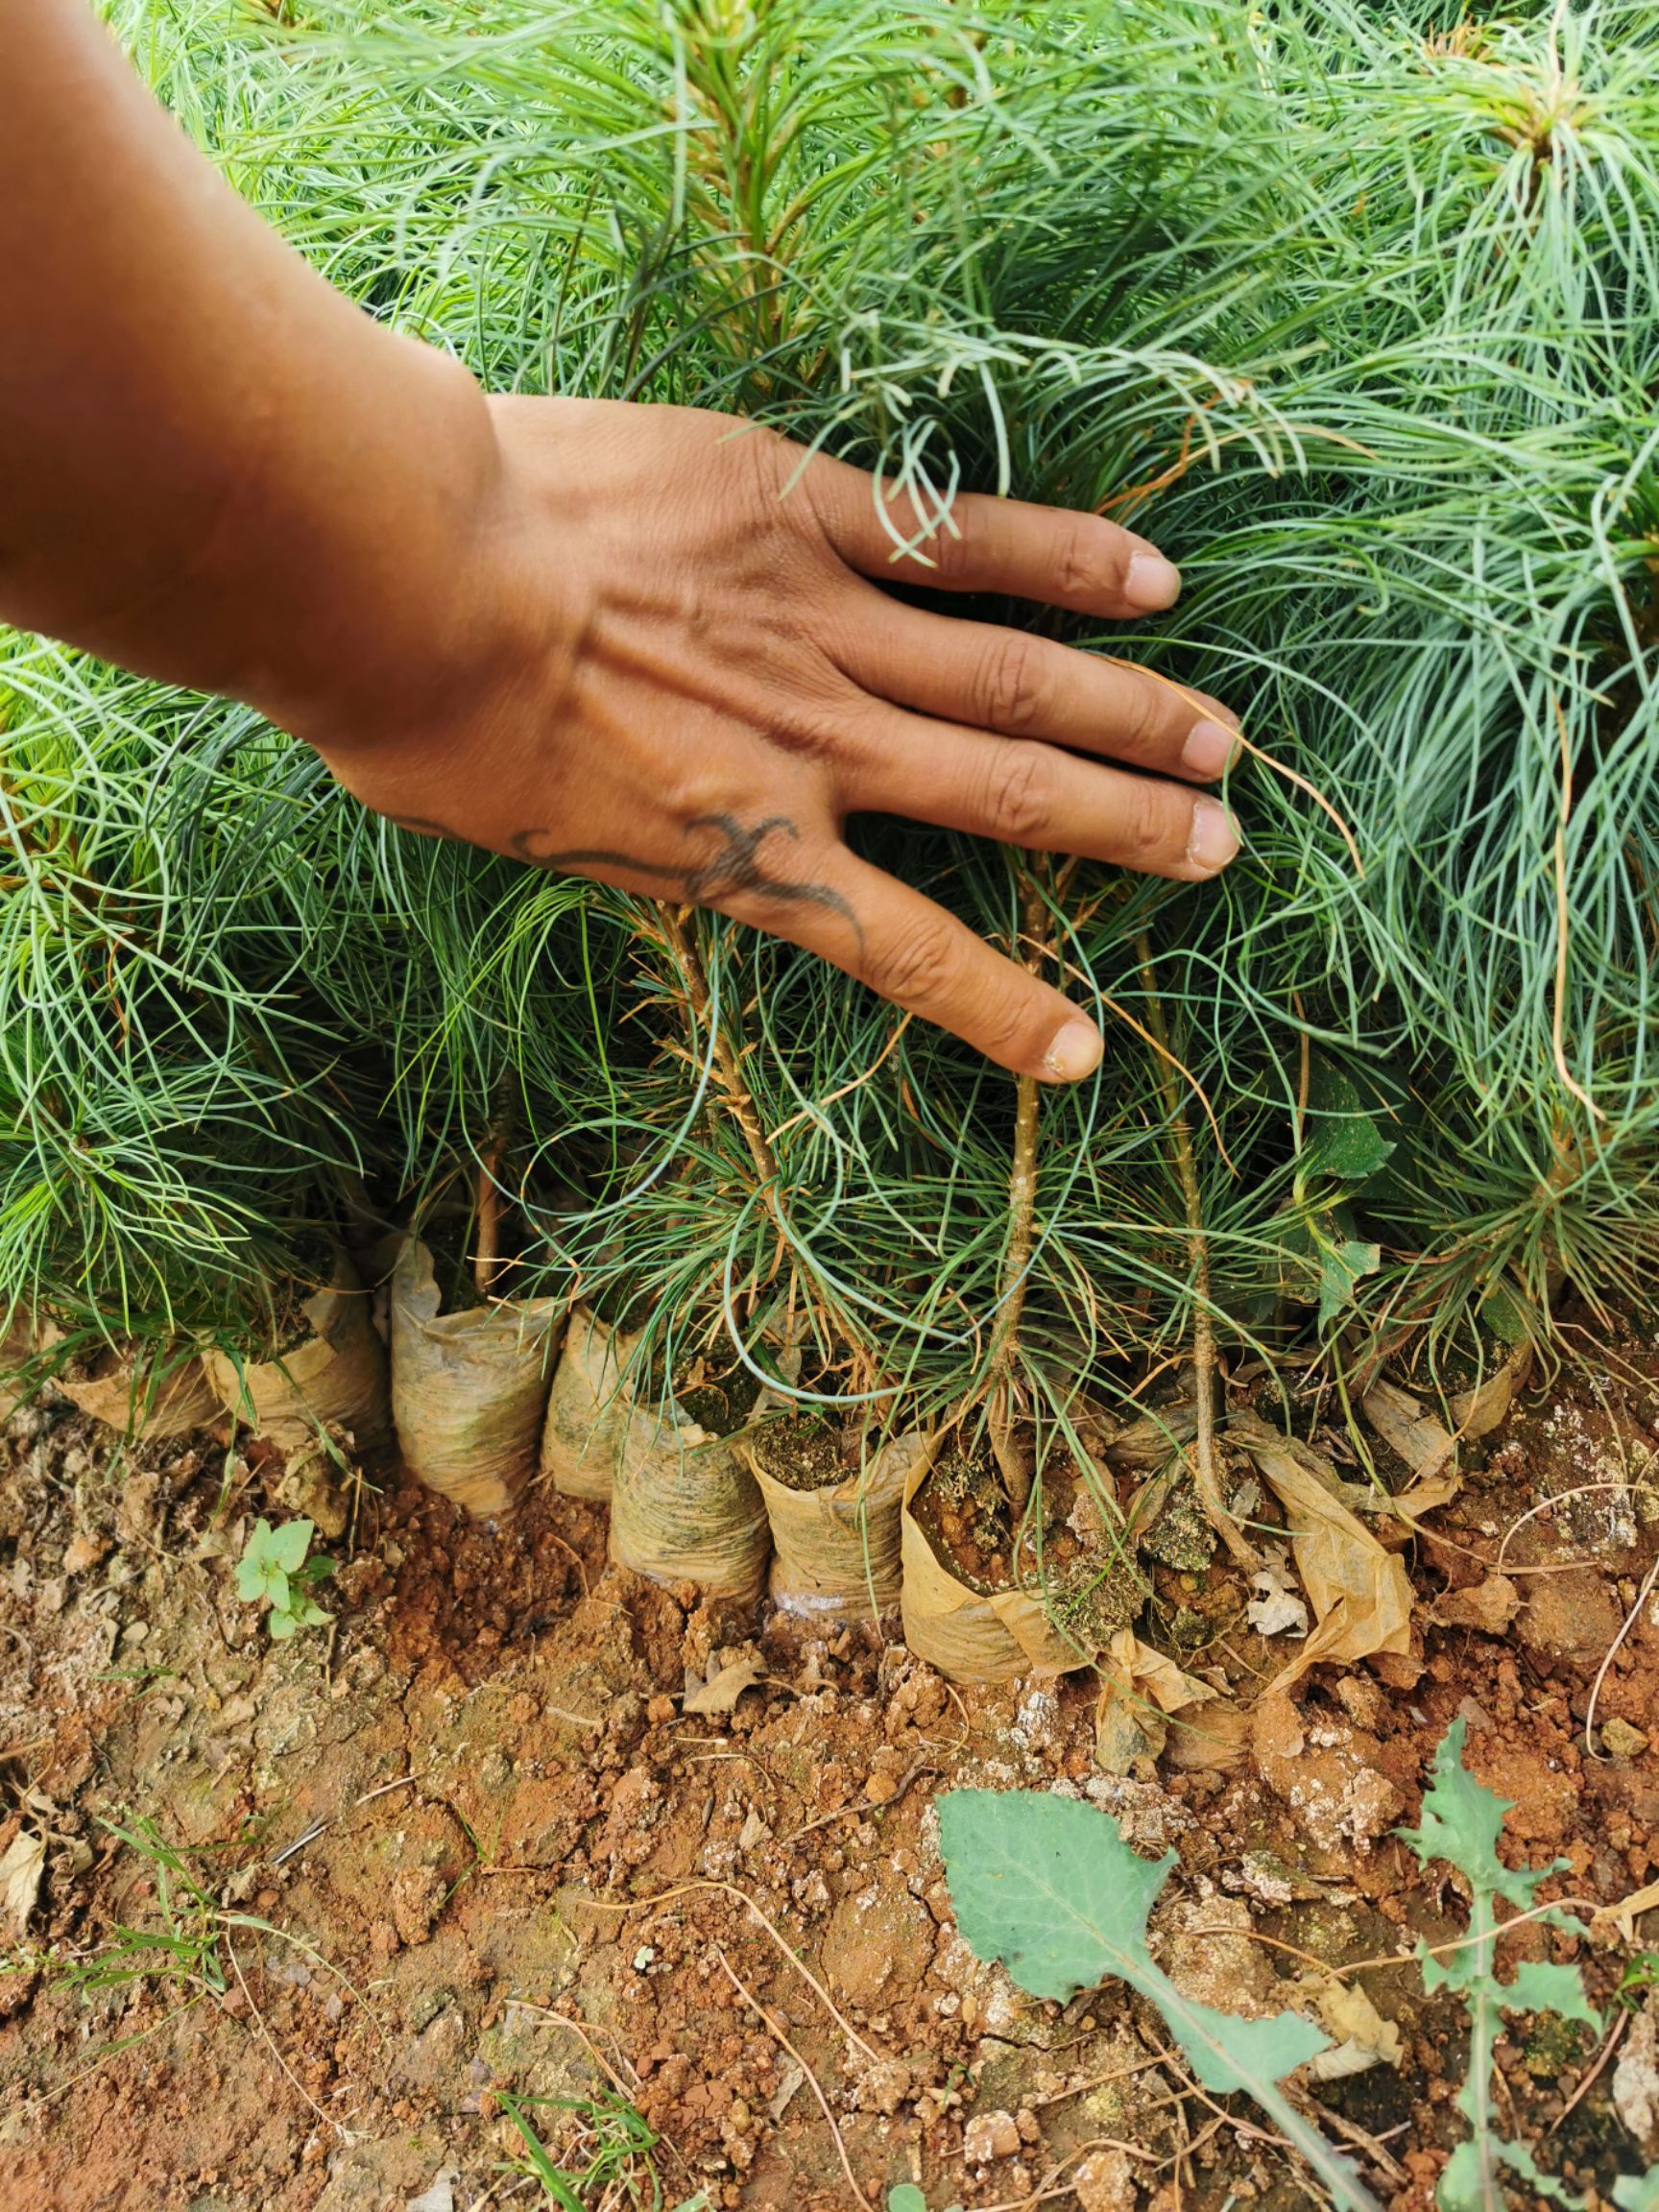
[982, 741, 1057, 845]
[974, 988, 1044, 1064]
[977, 632, 1049, 734]
[865, 916, 963, 1008]
[1054, 514, 1118, 603]
[1116, 780, 1186, 869]
[1118, 679, 1166, 762]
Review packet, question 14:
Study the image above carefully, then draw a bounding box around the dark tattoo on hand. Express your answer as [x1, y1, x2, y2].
[512, 812, 861, 946]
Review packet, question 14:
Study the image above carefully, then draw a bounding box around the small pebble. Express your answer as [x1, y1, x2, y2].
[964, 2109, 1022, 2163]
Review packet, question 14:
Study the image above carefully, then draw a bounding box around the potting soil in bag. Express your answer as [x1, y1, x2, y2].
[540, 1304, 636, 1501]
[899, 1445, 1093, 1683]
[205, 1253, 390, 1455]
[610, 1403, 771, 1606]
[742, 1423, 919, 1617]
[390, 1238, 565, 1517]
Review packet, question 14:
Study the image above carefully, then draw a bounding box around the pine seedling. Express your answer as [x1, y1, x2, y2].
[17, 0, 1655, 1447]
[937, 1788, 1380, 2212]
[1397, 1717, 1600, 2211]
[233, 1516, 334, 1640]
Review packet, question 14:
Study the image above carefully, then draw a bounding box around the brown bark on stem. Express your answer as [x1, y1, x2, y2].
[657, 902, 780, 1192]
[1136, 932, 1258, 1571]
[986, 874, 1048, 1517]
[472, 1077, 517, 1300]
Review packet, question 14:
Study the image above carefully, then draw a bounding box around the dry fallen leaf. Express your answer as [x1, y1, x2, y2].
[1094, 1629, 1219, 1775]
[1163, 1699, 1251, 1774]
[1594, 1875, 1659, 1946]
[1389, 1466, 1463, 1522]
[1430, 1574, 1521, 1635]
[1232, 1413, 1412, 1692]
[1362, 1378, 1456, 1481]
[1246, 1548, 1311, 1639]
[682, 1655, 764, 1715]
[0, 1827, 46, 1937]
[1449, 1344, 1533, 1439]
[1298, 1971, 1404, 2080]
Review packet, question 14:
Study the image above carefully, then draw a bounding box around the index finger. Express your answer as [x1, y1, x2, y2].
[719, 841, 1104, 1084]
[805, 452, 1183, 619]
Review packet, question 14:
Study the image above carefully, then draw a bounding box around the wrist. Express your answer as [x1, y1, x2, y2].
[225, 333, 517, 756]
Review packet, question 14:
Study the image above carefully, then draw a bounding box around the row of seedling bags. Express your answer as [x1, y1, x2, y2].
[7, 1241, 1086, 1684]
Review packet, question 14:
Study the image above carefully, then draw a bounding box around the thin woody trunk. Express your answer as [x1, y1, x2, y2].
[986, 872, 1048, 1517]
[1136, 931, 1257, 1571]
[472, 1074, 517, 1299]
[657, 902, 780, 1193]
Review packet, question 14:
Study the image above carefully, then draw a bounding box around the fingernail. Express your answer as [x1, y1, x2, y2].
[1188, 798, 1240, 874]
[1125, 547, 1181, 612]
[1042, 1016, 1104, 1083]
[1180, 717, 1241, 780]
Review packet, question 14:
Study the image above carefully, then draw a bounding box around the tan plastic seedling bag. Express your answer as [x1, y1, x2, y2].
[390, 1238, 566, 1517]
[740, 1427, 920, 1618]
[205, 1253, 390, 1455]
[899, 1443, 1092, 1683]
[610, 1399, 771, 1606]
[0, 1317, 36, 1421]
[539, 1304, 636, 1501]
[55, 1341, 222, 1439]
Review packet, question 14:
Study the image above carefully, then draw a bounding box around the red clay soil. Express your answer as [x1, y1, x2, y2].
[5, 1326, 1659, 2210]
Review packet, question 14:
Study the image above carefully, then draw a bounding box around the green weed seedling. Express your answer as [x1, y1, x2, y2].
[938, 1788, 1379, 2212]
[888, 2187, 961, 2212]
[1617, 2176, 1659, 2209]
[67, 1815, 231, 1997]
[233, 1515, 333, 1640]
[941, 1722, 1618, 2212]
[492, 2087, 707, 2211]
[1399, 1717, 1600, 2211]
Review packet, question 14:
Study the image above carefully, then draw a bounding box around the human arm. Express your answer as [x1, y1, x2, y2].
[0, 0, 1241, 1081]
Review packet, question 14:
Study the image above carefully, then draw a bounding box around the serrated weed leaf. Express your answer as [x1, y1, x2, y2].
[1399, 1717, 1557, 1912]
[1398, 1721, 1598, 2210]
[938, 1791, 1379, 2211]
[938, 1791, 1170, 2005]
[1439, 2133, 1587, 2212]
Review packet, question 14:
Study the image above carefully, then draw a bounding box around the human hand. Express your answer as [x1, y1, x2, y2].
[308, 396, 1241, 1081]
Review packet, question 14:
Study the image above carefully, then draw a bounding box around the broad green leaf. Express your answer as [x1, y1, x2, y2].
[1303, 1063, 1395, 1185]
[887, 2189, 928, 2212]
[1615, 2173, 1659, 2210]
[1479, 1284, 1532, 1349]
[1503, 1962, 1600, 2033]
[266, 1519, 315, 1575]
[938, 1792, 1379, 2209]
[938, 1791, 1329, 2093]
[269, 1593, 330, 1640]
[1318, 1236, 1381, 1327]
[232, 1518, 281, 1603]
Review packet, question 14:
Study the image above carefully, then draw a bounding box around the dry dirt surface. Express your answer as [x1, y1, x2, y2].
[8, 1327, 1659, 2210]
